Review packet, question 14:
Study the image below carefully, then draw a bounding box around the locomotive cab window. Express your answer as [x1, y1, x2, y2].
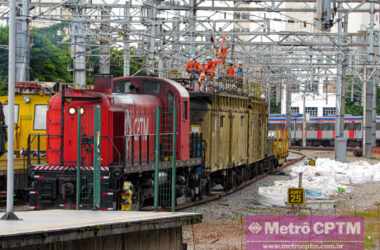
[113, 80, 133, 93]
[168, 92, 174, 111]
[3, 104, 19, 125]
[143, 80, 160, 94]
[183, 100, 188, 120]
[34, 104, 48, 130]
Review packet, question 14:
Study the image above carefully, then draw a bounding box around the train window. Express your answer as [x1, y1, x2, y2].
[291, 107, 299, 114]
[34, 105, 48, 130]
[113, 80, 133, 93]
[241, 115, 244, 126]
[323, 107, 336, 116]
[183, 100, 188, 120]
[3, 104, 19, 125]
[220, 116, 224, 128]
[345, 123, 354, 130]
[304, 107, 318, 117]
[143, 80, 160, 94]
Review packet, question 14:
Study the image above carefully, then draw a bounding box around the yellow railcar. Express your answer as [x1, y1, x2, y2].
[190, 91, 282, 189]
[0, 82, 55, 194]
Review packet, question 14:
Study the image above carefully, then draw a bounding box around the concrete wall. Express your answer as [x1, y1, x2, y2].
[3, 227, 185, 250]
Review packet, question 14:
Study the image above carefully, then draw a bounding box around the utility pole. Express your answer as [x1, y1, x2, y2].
[148, 0, 157, 75]
[172, 17, 181, 70]
[302, 55, 313, 148]
[99, 7, 111, 75]
[285, 81, 292, 145]
[267, 81, 271, 115]
[71, 2, 86, 87]
[335, 3, 346, 161]
[369, 2, 376, 156]
[363, 2, 375, 157]
[123, 1, 130, 76]
[1, 0, 19, 220]
[16, 0, 30, 81]
[302, 81, 307, 148]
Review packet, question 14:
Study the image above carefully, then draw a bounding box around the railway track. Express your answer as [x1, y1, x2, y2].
[174, 151, 305, 211]
[4, 153, 304, 212]
[290, 146, 358, 152]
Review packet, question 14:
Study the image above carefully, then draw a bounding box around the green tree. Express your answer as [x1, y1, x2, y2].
[30, 24, 72, 82]
[0, 23, 144, 94]
[0, 24, 72, 94]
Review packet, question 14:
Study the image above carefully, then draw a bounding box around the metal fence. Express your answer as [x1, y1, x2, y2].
[26, 104, 206, 211]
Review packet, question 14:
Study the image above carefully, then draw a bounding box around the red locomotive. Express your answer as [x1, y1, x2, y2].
[47, 76, 190, 167]
[29, 76, 283, 210]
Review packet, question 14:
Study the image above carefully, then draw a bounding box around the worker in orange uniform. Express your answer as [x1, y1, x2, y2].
[203, 57, 217, 92]
[226, 62, 235, 78]
[205, 56, 217, 83]
[197, 59, 207, 92]
[186, 57, 199, 77]
[194, 59, 202, 75]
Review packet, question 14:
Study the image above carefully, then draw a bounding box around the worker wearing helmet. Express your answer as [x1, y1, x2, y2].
[186, 57, 201, 89]
[194, 59, 202, 75]
[226, 62, 235, 78]
[205, 57, 216, 80]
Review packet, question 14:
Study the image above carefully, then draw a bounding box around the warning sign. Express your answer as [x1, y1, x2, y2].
[288, 188, 305, 205]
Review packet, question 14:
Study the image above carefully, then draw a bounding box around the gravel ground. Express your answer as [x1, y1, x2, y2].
[183, 150, 380, 250]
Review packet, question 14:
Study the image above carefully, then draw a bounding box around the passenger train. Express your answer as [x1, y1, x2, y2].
[269, 114, 379, 147]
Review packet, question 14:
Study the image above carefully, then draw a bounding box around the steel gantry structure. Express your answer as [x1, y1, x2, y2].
[0, 0, 379, 160]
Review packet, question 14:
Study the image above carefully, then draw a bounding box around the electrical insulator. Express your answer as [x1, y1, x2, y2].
[315, 0, 337, 31]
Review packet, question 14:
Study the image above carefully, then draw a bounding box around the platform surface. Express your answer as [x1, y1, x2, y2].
[0, 209, 201, 237]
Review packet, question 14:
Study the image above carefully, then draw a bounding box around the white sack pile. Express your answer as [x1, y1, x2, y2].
[257, 158, 380, 207]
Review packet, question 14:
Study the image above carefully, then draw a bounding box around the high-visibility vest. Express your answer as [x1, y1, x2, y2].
[226, 66, 235, 77]
[194, 61, 202, 73]
[205, 61, 216, 75]
[186, 60, 195, 72]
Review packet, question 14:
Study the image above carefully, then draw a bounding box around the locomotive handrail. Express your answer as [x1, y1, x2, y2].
[101, 135, 123, 165]
[26, 133, 60, 168]
[26, 132, 203, 169]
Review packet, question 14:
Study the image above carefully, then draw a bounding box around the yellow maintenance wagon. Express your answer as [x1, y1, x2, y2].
[0, 82, 56, 197]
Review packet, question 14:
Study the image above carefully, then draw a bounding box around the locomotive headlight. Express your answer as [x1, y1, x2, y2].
[79, 107, 85, 114]
[69, 107, 76, 115]
[23, 96, 31, 103]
